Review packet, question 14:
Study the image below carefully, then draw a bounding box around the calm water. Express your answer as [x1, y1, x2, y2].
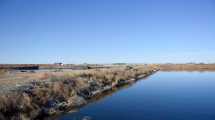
[59, 72, 215, 120]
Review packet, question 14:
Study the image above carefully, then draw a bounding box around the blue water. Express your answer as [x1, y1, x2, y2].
[59, 72, 215, 120]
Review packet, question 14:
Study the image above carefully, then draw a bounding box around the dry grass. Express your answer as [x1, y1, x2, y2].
[0, 69, 7, 76]
[159, 64, 215, 71]
[0, 65, 157, 119]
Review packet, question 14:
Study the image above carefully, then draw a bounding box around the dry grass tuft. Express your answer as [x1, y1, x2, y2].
[0, 69, 7, 76]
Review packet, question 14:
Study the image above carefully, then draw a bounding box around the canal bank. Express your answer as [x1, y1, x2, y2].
[0, 65, 158, 120]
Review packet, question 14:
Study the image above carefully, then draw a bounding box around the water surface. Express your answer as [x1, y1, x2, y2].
[59, 72, 215, 120]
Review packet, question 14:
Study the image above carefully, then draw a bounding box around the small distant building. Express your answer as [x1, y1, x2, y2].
[54, 62, 63, 66]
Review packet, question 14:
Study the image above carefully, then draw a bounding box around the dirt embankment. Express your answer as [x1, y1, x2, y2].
[0, 65, 158, 120]
[159, 64, 215, 71]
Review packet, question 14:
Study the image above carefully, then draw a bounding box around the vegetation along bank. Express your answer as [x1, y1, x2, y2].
[0, 65, 158, 120]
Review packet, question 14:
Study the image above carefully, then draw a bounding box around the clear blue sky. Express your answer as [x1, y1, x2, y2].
[0, 0, 215, 64]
